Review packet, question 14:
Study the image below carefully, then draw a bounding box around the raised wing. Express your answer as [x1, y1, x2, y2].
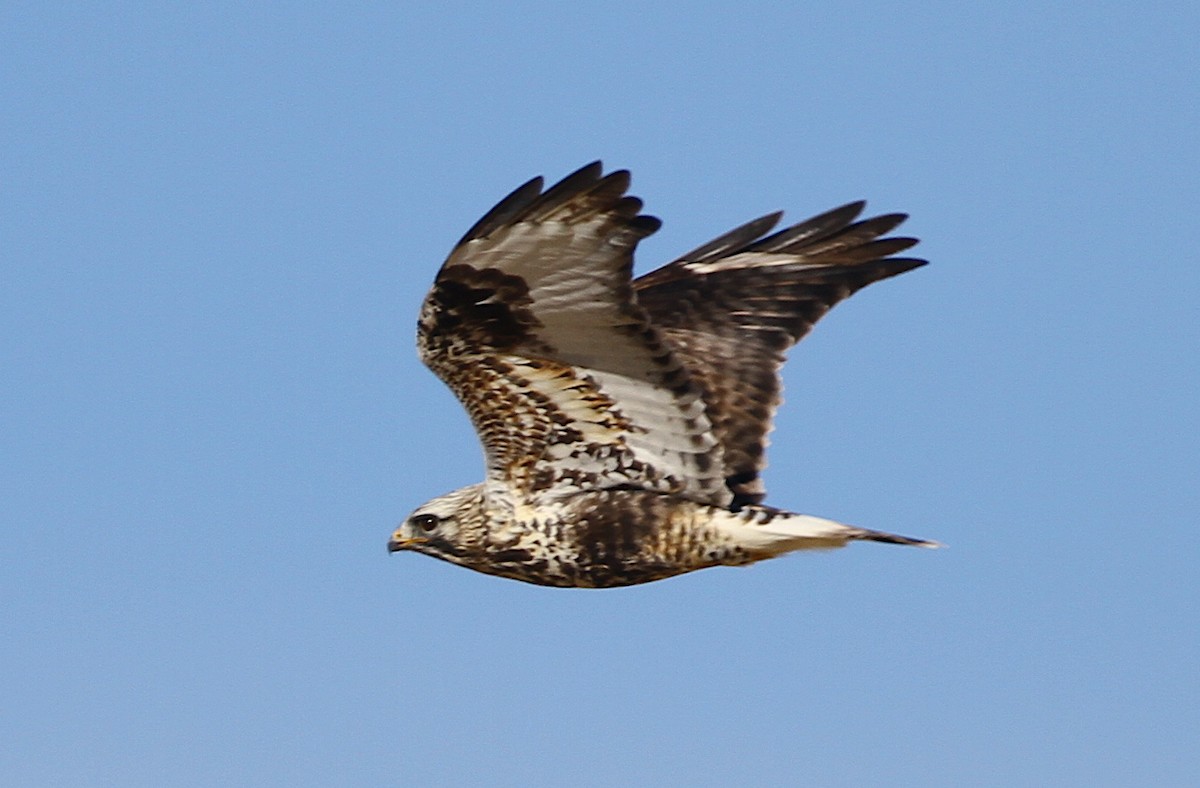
[634, 202, 925, 508]
[419, 162, 730, 506]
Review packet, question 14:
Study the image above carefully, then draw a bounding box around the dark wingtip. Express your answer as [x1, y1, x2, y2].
[632, 214, 663, 235]
[457, 174, 545, 246]
[671, 211, 785, 264]
[454, 161, 617, 247]
[883, 256, 929, 274]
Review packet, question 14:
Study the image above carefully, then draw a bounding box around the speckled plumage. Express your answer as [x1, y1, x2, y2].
[389, 162, 937, 587]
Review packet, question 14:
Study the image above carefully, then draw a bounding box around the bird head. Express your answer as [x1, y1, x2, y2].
[388, 483, 486, 565]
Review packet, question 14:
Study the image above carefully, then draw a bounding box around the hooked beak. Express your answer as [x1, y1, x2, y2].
[387, 536, 428, 553]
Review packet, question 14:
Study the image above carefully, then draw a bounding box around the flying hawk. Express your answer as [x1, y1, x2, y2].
[389, 162, 937, 587]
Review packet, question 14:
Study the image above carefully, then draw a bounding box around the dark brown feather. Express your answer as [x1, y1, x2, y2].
[635, 207, 926, 507]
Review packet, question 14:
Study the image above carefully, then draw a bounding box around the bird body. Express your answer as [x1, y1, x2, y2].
[396, 482, 932, 588]
[389, 162, 937, 587]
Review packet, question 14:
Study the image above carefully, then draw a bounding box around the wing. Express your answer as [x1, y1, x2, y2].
[634, 201, 926, 508]
[418, 162, 730, 506]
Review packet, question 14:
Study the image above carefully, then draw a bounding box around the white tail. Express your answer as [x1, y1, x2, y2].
[715, 507, 941, 559]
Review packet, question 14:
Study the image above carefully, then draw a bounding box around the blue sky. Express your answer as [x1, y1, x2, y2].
[3, 2, 1197, 785]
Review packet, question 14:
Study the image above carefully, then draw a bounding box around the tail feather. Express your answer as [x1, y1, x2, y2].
[846, 526, 942, 548]
[716, 507, 941, 558]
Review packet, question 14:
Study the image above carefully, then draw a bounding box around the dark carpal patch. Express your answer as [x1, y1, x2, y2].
[428, 264, 545, 352]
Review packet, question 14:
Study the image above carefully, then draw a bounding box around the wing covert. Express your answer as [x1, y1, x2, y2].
[418, 163, 730, 506]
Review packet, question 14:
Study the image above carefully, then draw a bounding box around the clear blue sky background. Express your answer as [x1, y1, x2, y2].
[3, 3, 1197, 786]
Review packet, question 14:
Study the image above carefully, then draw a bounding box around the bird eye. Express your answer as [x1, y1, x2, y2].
[411, 513, 440, 532]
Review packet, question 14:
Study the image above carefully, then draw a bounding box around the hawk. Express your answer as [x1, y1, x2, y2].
[389, 162, 937, 587]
